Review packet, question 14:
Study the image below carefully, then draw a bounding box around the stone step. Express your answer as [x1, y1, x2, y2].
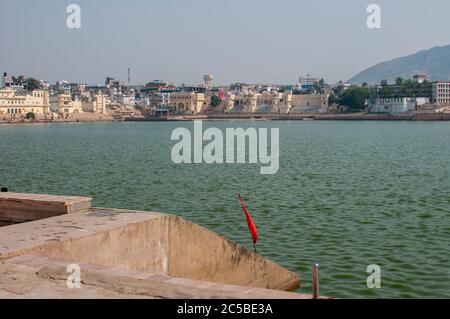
[4, 254, 320, 299]
[0, 192, 92, 224]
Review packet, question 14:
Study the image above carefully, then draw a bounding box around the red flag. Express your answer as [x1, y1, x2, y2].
[238, 194, 259, 250]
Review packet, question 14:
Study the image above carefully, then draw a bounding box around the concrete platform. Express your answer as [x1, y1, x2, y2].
[0, 193, 319, 299]
[0, 192, 91, 225]
[1, 254, 312, 299]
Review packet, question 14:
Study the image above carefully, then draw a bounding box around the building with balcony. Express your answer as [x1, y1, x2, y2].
[0, 89, 50, 117]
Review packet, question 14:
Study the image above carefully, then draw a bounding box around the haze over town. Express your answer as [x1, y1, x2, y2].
[1, 0, 450, 85]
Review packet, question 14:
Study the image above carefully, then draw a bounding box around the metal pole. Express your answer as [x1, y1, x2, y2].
[312, 263, 319, 299]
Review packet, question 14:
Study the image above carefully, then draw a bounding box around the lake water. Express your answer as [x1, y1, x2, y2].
[0, 121, 449, 298]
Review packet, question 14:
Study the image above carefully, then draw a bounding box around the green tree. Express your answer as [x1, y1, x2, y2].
[313, 78, 326, 94]
[210, 95, 222, 108]
[26, 112, 36, 120]
[328, 94, 339, 105]
[26, 78, 42, 91]
[337, 87, 370, 111]
[12, 75, 25, 84]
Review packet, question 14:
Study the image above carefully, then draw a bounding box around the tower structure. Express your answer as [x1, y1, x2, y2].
[203, 74, 214, 90]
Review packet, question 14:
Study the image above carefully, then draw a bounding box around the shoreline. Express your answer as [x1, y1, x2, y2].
[127, 112, 450, 122]
[1, 112, 450, 125]
[0, 117, 120, 126]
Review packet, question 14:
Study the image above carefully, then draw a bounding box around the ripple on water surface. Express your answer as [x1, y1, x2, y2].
[0, 121, 449, 298]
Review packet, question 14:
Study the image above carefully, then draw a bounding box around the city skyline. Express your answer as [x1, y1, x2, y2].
[1, 0, 450, 85]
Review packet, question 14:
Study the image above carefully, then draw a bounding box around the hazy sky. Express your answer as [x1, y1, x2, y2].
[1, 0, 449, 85]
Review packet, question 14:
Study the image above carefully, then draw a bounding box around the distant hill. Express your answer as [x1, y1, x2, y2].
[348, 45, 450, 85]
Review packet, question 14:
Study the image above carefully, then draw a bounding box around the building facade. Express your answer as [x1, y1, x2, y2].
[92, 92, 107, 114]
[0, 89, 50, 117]
[370, 97, 429, 113]
[289, 94, 329, 113]
[299, 74, 320, 86]
[432, 81, 450, 105]
[232, 92, 258, 113]
[224, 92, 328, 114]
[170, 92, 207, 114]
[56, 93, 83, 114]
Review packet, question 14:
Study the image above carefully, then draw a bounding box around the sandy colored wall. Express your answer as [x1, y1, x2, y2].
[167, 215, 299, 290]
[33, 215, 299, 291]
[36, 217, 170, 275]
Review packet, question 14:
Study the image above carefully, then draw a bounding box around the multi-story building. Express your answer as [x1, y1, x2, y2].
[115, 94, 136, 109]
[224, 92, 236, 111]
[145, 92, 170, 109]
[74, 91, 108, 115]
[289, 94, 329, 113]
[55, 80, 71, 92]
[0, 89, 50, 117]
[368, 80, 434, 112]
[299, 74, 320, 86]
[255, 92, 291, 113]
[232, 92, 258, 113]
[225, 91, 328, 114]
[432, 81, 450, 105]
[141, 80, 177, 93]
[68, 83, 86, 94]
[56, 93, 83, 114]
[1, 73, 25, 91]
[170, 92, 207, 114]
[370, 97, 429, 113]
[92, 92, 108, 114]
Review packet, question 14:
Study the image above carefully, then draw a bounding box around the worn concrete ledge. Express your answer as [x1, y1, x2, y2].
[0, 192, 91, 224]
[1, 254, 312, 299]
[0, 208, 299, 291]
[0, 193, 315, 299]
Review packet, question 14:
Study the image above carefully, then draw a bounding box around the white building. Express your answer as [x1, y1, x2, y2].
[432, 81, 450, 105]
[299, 74, 320, 86]
[370, 97, 429, 113]
[116, 94, 136, 109]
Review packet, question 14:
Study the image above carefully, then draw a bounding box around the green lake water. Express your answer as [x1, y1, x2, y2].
[0, 121, 449, 298]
